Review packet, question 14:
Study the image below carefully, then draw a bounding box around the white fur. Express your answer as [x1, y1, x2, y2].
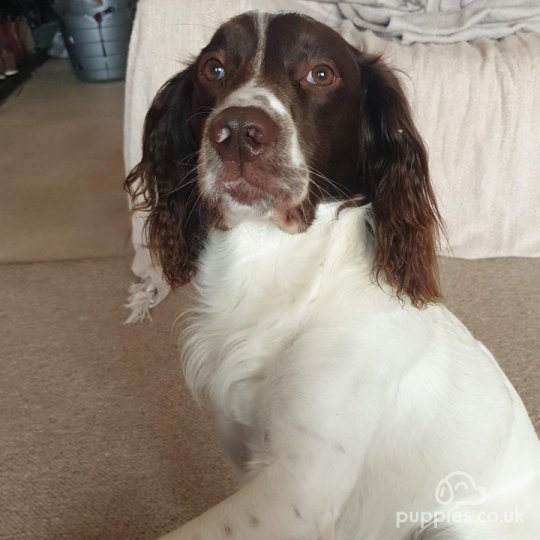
[159, 203, 540, 540]
[252, 11, 268, 80]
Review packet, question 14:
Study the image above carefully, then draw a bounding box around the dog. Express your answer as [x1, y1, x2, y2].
[125, 11, 540, 540]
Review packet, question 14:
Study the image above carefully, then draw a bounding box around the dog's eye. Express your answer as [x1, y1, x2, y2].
[202, 58, 226, 81]
[306, 65, 335, 86]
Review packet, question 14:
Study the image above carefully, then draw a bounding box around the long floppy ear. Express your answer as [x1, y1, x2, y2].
[124, 65, 205, 287]
[357, 54, 443, 308]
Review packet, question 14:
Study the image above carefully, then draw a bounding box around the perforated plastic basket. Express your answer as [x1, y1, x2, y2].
[59, 0, 134, 82]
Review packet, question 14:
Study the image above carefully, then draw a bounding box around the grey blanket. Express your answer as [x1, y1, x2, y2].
[314, 0, 540, 43]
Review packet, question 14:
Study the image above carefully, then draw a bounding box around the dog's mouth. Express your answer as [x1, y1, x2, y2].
[222, 177, 266, 206]
[199, 148, 311, 234]
[207, 172, 309, 234]
[217, 160, 291, 206]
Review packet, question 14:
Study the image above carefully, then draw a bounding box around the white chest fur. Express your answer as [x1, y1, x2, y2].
[176, 204, 540, 539]
[181, 205, 373, 439]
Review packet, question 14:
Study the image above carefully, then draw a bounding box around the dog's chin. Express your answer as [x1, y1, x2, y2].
[211, 190, 308, 235]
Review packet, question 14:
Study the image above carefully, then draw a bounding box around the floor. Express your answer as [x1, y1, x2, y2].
[0, 59, 131, 263]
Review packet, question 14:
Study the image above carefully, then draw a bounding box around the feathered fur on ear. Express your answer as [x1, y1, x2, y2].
[356, 54, 444, 308]
[125, 65, 206, 287]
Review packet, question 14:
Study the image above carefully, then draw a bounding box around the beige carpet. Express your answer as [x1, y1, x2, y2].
[0, 59, 131, 263]
[0, 257, 232, 540]
[0, 255, 538, 540]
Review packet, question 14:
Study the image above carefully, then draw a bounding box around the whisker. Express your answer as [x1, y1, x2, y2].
[173, 149, 200, 166]
[185, 184, 211, 226]
[161, 168, 199, 197]
[310, 179, 335, 203]
[186, 108, 215, 125]
[295, 165, 353, 202]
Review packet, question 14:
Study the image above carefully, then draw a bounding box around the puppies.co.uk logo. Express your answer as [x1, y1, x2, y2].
[434, 471, 487, 508]
[396, 471, 525, 530]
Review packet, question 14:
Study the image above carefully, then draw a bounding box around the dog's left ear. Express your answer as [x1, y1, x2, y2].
[355, 52, 443, 308]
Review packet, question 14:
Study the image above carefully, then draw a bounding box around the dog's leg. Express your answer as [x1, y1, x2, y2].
[158, 370, 376, 540]
[158, 462, 337, 539]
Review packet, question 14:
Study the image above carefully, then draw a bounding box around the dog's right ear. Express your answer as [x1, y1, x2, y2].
[125, 65, 205, 287]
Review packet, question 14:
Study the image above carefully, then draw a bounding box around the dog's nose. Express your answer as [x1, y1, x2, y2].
[210, 106, 278, 163]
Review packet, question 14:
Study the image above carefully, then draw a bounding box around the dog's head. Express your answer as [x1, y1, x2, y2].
[126, 12, 443, 307]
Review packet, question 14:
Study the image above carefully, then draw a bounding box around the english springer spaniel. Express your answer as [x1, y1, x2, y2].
[125, 12, 540, 540]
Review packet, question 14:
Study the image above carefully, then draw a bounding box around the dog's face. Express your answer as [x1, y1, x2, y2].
[126, 12, 443, 308]
[193, 13, 364, 233]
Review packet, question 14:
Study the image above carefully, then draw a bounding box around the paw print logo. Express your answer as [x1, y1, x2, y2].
[435, 471, 487, 508]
